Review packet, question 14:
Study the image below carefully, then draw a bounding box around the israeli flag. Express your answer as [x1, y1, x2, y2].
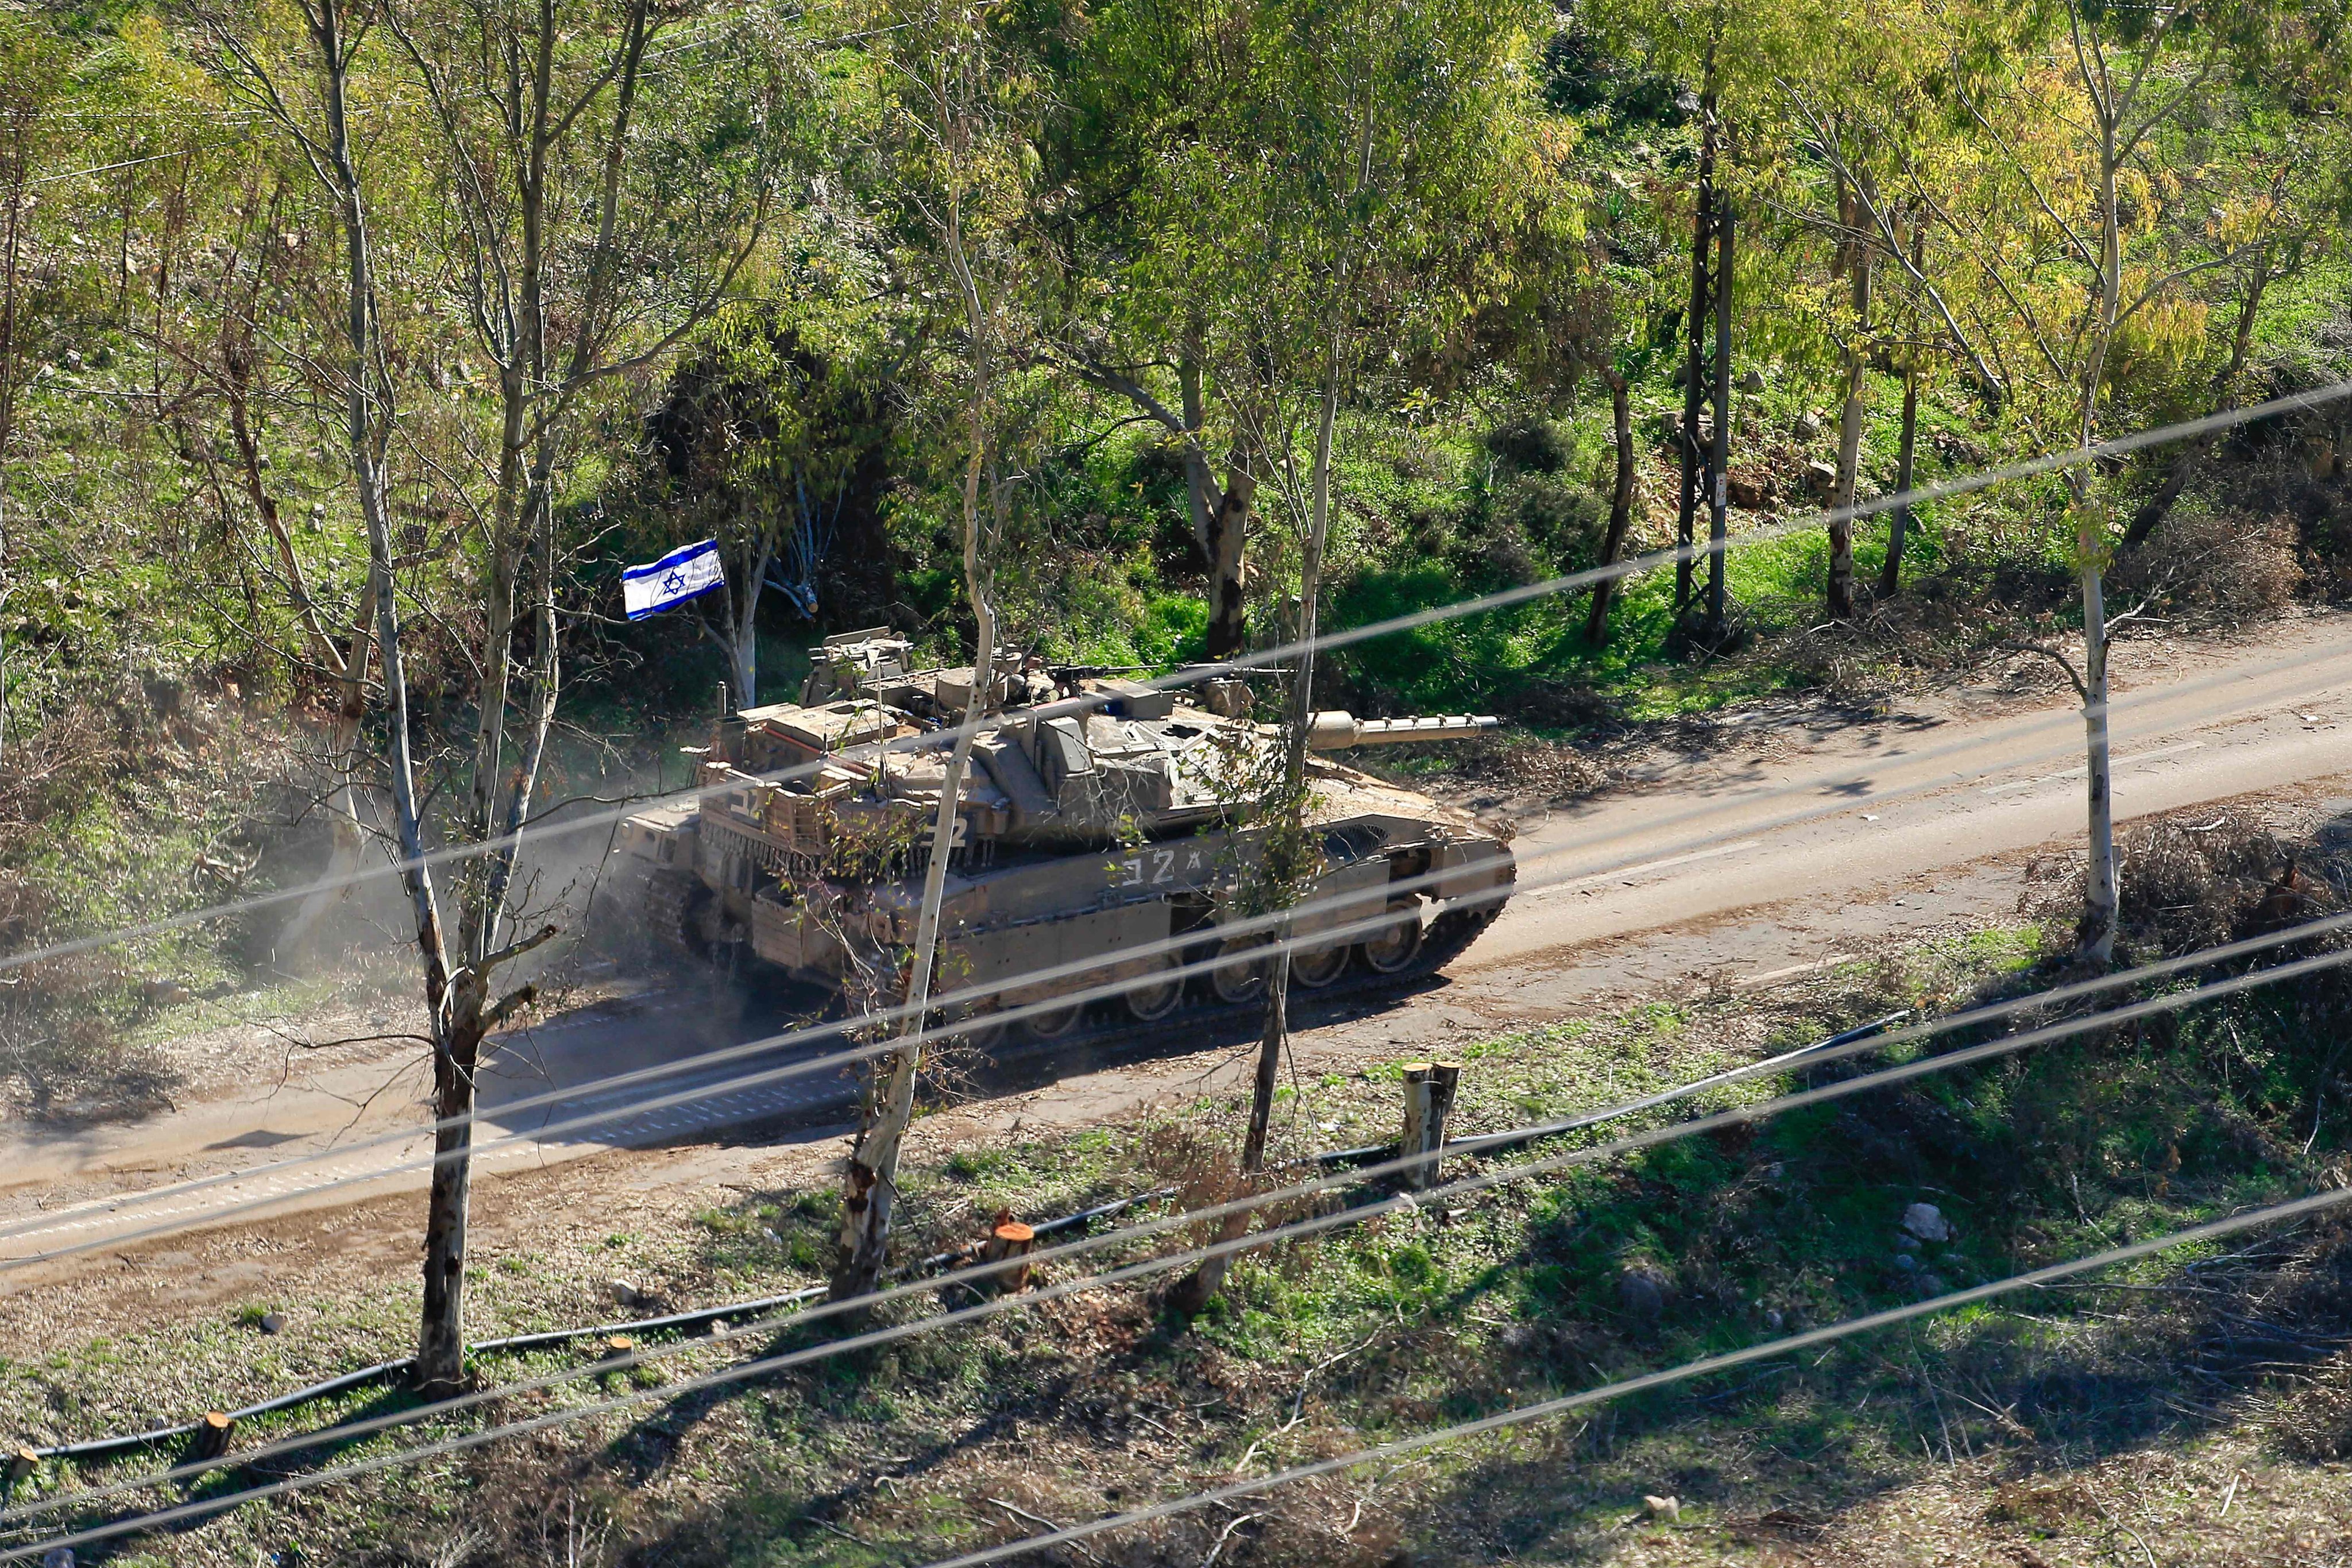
[623, 538, 724, 620]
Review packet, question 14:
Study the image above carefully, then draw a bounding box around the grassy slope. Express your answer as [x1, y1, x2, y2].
[13, 905, 2352, 1565]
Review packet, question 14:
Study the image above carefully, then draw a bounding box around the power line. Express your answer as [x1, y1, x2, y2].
[10, 922, 2348, 1542]
[10, 613, 2345, 1267]
[914, 1183, 2352, 1568]
[3, 378, 2343, 980]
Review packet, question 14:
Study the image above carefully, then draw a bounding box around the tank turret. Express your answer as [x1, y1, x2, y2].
[611, 666, 1514, 1043]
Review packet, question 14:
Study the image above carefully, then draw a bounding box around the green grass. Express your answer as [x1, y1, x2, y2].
[19, 913, 2350, 1565]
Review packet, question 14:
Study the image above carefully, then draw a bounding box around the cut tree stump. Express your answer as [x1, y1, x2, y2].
[981, 1219, 1037, 1295]
[191, 1412, 235, 1464]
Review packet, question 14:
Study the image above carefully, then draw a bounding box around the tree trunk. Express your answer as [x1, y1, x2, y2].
[310, 1, 466, 1388]
[1706, 192, 1733, 639]
[1879, 366, 1918, 598]
[725, 530, 770, 707]
[416, 995, 484, 1394]
[834, 601, 993, 1299]
[835, 117, 1001, 1301]
[1674, 98, 1716, 617]
[1204, 460, 1252, 659]
[2074, 95, 2125, 967]
[1169, 338, 1342, 1318]
[1179, 320, 1218, 553]
[1828, 184, 1871, 620]
[1585, 370, 1635, 644]
[2078, 544, 2117, 962]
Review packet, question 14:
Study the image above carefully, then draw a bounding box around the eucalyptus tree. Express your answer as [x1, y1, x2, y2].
[1928, 0, 2319, 961]
[831, 0, 1034, 1301]
[1663, 0, 1990, 617]
[1157, 0, 1556, 1314]
[202, 0, 777, 1393]
[1577, 0, 1779, 638]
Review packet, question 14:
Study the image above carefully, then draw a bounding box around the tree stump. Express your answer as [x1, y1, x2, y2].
[980, 1220, 1036, 1295]
[191, 1412, 235, 1465]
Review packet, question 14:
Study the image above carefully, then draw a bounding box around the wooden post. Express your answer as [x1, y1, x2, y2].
[6, 1445, 37, 1493]
[980, 1218, 1036, 1295]
[602, 1335, 636, 1361]
[191, 1411, 235, 1465]
[1399, 1061, 1462, 1191]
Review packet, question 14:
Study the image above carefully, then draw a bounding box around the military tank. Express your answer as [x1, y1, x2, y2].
[611, 628, 1515, 1040]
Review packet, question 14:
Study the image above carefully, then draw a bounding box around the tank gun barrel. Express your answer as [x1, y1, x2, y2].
[1306, 711, 1500, 749]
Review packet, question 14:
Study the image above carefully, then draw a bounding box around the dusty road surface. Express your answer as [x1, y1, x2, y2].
[7, 612, 2352, 1279]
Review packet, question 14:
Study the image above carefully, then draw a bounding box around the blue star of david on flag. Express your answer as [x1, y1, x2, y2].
[622, 538, 724, 620]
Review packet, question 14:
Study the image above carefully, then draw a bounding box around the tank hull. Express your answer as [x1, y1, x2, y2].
[606, 642, 1513, 1035]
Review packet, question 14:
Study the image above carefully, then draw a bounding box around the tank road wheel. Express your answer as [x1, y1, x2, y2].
[1024, 999, 1087, 1040]
[1122, 954, 1185, 1022]
[944, 1003, 1007, 1054]
[1289, 942, 1350, 989]
[1210, 937, 1271, 1005]
[1358, 901, 1424, 975]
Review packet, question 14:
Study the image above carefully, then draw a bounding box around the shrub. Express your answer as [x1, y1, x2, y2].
[2114, 495, 2303, 629]
[1494, 472, 1605, 570]
[1482, 415, 1572, 476]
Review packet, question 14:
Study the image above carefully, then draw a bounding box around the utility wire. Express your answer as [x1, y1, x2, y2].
[10, 622, 2347, 1265]
[3, 377, 2343, 979]
[915, 1182, 2352, 1568]
[10, 921, 2350, 1542]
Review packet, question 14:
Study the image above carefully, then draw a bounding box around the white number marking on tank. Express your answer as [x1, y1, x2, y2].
[1114, 850, 1184, 889]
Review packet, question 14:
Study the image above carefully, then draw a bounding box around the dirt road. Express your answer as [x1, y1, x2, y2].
[9, 613, 2352, 1277]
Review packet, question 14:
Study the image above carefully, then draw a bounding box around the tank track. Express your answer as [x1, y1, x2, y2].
[634, 898, 1511, 1146]
[961, 897, 1509, 1072]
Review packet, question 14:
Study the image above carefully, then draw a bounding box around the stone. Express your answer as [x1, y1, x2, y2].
[1894, 1231, 1920, 1253]
[1894, 1252, 1917, 1272]
[1727, 473, 1774, 511]
[1642, 1494, 1681, 1524]
[1901, 1202, 1952, 1242]
[608, 1277, 644, 1309]
[1805, 459, 1838, 494]
[1916, 1273, 1949, 1298]
[1617, 1267, 1669, 1323]
[1764, 1308, 1785, 1331]
[1739, 368, 1766, 393]
[1794, 410, 1825, 441]
[259, 1312, 285, 1335]
[44, 1550, 75, 1568]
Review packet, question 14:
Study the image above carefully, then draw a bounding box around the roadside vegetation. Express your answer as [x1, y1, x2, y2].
[10, 809, 2352, 1563]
